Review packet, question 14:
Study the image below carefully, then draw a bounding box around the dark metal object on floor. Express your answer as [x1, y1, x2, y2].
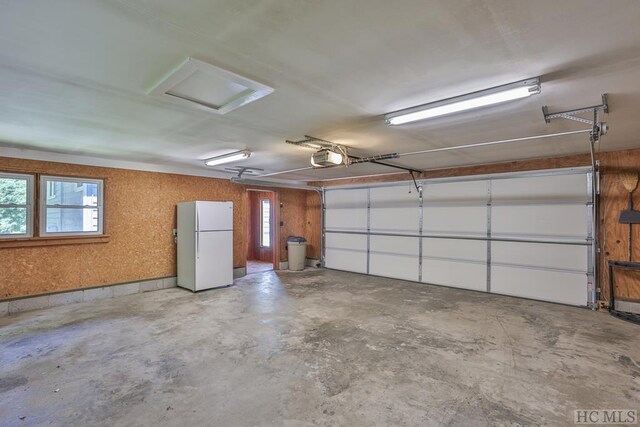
[608, 260, 640, 325]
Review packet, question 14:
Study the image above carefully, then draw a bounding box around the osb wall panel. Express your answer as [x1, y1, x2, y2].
[277, 189, 309, 262]
[0, 157, 318, 299]
[598, 149, 640, 303]
[309, 149, 640, 304]
[305, 191, 322, 259]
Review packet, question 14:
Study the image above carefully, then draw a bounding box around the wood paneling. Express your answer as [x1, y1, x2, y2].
[305, 191, 322, 259]
[277, 188, 309, 262]
[598, 150, 640, 303]
[1, 157, 319, 299]
[308, 153, 592, 187]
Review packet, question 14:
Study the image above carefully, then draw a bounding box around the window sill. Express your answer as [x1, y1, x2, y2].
[0, 235, 110, 249]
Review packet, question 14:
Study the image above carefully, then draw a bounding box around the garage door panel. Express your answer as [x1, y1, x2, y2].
[422, 238, 487, 291]
[325, 233, 367, 273]
[492, 204, 588, 240]
[491, 173, 589, 203]
[370, 254, 419, 281]
[369, 235, 419, 281]
[423, 206, 487, 236]
[422, 260, 487, 291]
[423, 180, 489, 202]
[423, 238, 486, 261]
[370, 187, 420, 233]
[491, 266, 588, 306]
[370, 235, 419, 255]
[325, 189, 368, 232]
[492, 241, 588, 272]
[370, 208, 418, 233]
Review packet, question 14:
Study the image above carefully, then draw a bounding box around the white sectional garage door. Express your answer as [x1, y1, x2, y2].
[323, 168, 594, 307]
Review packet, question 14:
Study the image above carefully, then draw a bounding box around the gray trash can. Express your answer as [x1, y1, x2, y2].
[287, 236, 307, 271]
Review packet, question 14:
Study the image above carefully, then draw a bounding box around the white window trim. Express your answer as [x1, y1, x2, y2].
[260, 198, 271, 247]
[0, 172, 34, 239]
[39, 176, 104, 237]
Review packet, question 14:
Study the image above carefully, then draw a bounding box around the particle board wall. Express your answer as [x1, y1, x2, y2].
[598, 150, 640, 303]
[0, 157, 316, 300]
[305, 191, 322, 260]
[310, 148, 640, 304]
[277, 188, 311, 262]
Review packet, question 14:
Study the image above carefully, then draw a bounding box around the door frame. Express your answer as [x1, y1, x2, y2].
[246, 189, 279, 270]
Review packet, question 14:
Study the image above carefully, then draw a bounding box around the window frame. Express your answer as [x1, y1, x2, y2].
[39, 175, 104, 237]
[260, 198, 271, 248]
[0, 172, 35, 239]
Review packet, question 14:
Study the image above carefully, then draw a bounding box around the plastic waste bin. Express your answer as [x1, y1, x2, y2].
[287, 236, 307, 271]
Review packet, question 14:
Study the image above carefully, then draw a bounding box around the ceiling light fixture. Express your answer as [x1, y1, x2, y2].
[385, 78, 541, 125]
[204, 150, 251, 167]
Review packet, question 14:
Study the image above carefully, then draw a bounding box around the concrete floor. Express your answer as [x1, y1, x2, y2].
[246, 260, 274, 274]
[1, 269, 638, 426]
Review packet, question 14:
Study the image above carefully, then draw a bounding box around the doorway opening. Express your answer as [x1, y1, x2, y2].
[246, 189, 278, 274]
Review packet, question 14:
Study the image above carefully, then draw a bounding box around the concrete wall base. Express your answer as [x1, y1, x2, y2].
[615, 300, 640, 315]
[233, 267, 247, 279]
[0, 277, 177, 317]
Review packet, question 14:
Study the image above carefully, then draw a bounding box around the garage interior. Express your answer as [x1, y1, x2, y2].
[1, 1, 639, 426]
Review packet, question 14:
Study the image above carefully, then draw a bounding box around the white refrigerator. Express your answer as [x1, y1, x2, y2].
[177, 201, 234, 291]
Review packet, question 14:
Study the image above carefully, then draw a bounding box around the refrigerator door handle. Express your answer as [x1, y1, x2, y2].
[196, 206, 200, 259]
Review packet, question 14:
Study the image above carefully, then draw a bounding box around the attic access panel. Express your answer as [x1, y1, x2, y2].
[148, 57, 273, 114]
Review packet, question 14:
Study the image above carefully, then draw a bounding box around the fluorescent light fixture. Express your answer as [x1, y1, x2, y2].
[385, 78, 540, 125]
[204, 150, 251, 167]
[310, 149, 344, 167]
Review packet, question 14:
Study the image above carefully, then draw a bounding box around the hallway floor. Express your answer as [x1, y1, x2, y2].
[246, 260, 274, 274]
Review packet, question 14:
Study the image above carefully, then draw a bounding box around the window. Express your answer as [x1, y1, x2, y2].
[40, 176, 103, 236]
[260, 199, 271, 247]
[0, 173, 34, 238]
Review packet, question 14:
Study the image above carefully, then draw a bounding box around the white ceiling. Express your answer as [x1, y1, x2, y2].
[1, 0, 640, 182]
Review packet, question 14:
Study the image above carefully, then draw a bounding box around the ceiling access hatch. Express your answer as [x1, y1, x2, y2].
[148, 57, 273, 114]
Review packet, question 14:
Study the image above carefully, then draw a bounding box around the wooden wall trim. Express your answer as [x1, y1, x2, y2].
[308, 153, 592, 187]
[0, 235, 110, 249]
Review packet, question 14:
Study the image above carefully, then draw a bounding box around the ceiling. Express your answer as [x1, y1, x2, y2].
[1, 0, 640, 182]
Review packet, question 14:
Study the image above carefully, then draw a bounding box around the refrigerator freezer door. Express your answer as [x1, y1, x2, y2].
[196, 201, 233, 231]
[195, 230, 234, 290]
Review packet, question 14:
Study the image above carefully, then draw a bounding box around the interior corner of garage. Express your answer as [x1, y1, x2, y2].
[2, 2, 640, 426]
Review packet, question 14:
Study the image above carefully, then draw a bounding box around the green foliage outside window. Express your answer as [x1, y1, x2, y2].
[0, 178, 28, 234]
